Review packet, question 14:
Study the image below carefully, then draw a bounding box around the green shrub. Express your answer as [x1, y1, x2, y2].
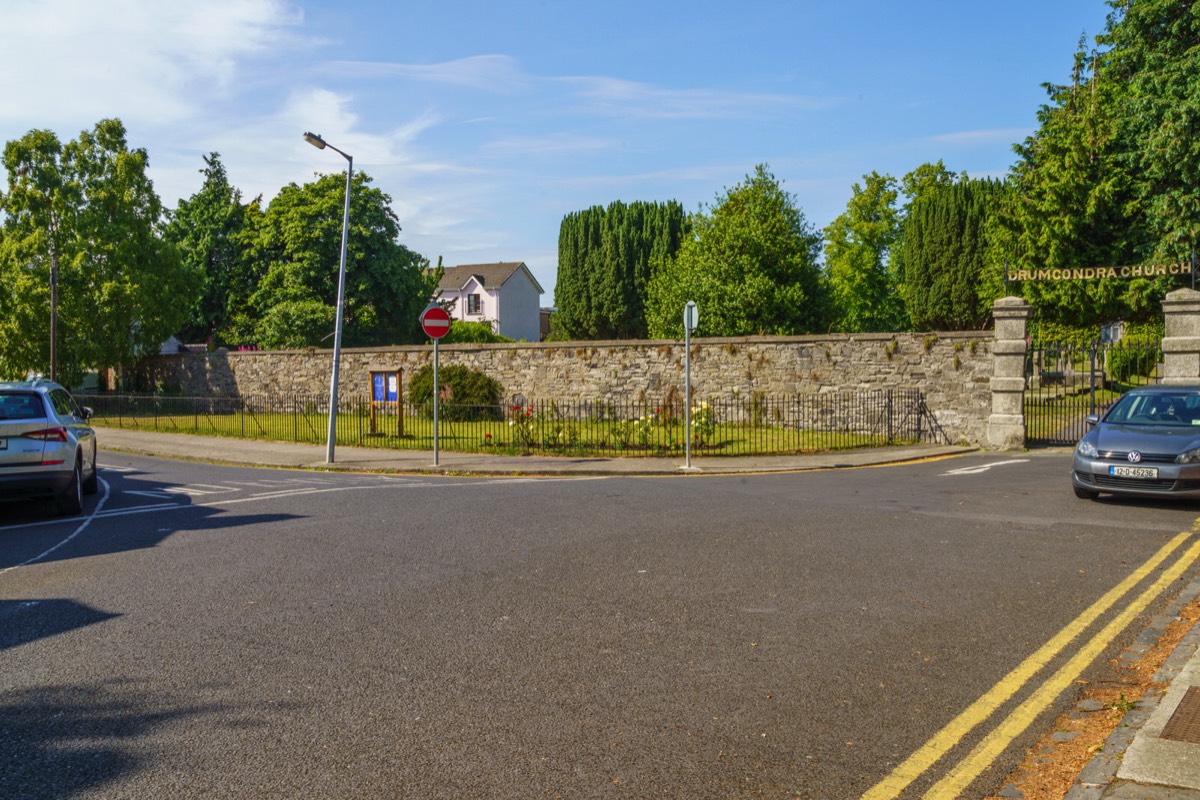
[408, 364, 504, 421]
[438, 321, 514, 344]
[1108, 337, 1162, 384]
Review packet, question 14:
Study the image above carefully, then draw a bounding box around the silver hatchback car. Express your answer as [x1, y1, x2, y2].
[1072, 385, 1200, 500]
[0, 378, 98, 515]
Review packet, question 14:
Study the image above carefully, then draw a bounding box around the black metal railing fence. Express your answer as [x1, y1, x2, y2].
[1024, 338, 1163, 446]
[79, 388, 950, 457]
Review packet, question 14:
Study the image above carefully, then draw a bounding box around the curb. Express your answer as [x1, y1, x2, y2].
[1064, 575, 1200, 799]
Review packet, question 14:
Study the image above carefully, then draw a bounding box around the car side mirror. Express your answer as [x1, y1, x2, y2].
[1085, 413, 1099, 429]
[80, 406, 93, 420]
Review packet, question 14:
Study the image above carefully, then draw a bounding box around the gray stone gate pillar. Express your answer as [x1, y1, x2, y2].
[1160, 288, 1200, 385]
[989, 296, 1030, 449]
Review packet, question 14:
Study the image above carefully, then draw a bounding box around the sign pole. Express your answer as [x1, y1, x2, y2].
[419, 302, 452, 466]
[683, 300, 698, 470]
[685, 321, 691, 469]
[433, 337, 439, 467]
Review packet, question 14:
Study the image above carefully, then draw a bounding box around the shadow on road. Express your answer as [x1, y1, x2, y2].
[0, 599, 120, 653]
[0, 679, 223, 800]
[0, 466, 305, 571]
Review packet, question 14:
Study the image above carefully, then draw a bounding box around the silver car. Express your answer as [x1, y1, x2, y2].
[1072, 385, 1200, 500]
[0, 378, 98, 515]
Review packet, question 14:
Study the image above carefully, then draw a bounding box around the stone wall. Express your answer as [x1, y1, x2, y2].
[133, 331, 994, 445]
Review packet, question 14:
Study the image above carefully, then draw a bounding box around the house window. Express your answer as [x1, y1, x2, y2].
[467, 294, 481, 314]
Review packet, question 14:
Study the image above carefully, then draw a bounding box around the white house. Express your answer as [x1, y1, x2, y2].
[433, 262, 545, 341]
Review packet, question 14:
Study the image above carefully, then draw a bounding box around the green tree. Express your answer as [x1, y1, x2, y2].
[163, 152, 249, 343]
[1103, 0, 1200, 262]
[902, 178, 1003, 330]
[899, 160, 957, 211]
[0, 119, 197, 385]
[646, 164, 826, 338]
[242, 171, 437, 349]
[553, 200, 687, 340]
[824, 171, 905, 332]
[992, 36, 1162, 326]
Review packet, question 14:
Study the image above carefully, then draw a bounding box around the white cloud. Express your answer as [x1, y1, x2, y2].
[0, 0, 307, 126]
[327, 55, 532, 93]
[559, 76, 834, 120]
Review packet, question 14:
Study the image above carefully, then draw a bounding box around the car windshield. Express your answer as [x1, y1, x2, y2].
[0, 392, 47, 420]
[1104, 391, 1200, 426]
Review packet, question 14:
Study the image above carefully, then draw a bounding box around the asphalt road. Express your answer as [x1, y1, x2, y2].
[1, 451, 1199, 799]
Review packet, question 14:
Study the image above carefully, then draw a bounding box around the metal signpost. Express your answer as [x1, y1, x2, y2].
[683, 300, 698, 469]
[420, 304, 452, 465]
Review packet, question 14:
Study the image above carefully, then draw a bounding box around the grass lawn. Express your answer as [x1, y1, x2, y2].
[91, 409, 897, 458]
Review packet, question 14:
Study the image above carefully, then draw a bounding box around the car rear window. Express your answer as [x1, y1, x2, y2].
[0, 392, 47, 420]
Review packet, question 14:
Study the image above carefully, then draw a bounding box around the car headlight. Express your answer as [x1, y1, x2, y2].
[1176, 447, 1200, 464]
[1077, 440, 1099, 458]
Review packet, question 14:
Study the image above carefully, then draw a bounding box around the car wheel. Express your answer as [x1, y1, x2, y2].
[57, 458, 84, 516]
[82, 443, 98, 495]
[1073, 486, 1099, 500]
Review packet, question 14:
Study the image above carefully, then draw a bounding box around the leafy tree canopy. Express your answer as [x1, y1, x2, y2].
[163, 152, 249, 343]
[824, 171, 906, 332]
[0, 118, 197, 385]
[994, 5, 1200, 326]
[646, 164, 826, 338]
[242, 171, 438, 349]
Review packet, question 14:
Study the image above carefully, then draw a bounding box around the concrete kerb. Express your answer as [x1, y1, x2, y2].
[1065, 575, 1200, 800]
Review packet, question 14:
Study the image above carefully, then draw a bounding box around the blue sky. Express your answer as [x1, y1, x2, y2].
[1, 0, 1113, 305]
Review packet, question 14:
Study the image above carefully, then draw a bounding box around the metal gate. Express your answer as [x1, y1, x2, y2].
[1024, 339, 1162, 446]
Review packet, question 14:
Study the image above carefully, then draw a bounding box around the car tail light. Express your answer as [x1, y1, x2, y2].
[23, 427, 68, 442]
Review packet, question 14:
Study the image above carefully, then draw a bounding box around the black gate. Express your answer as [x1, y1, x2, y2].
[1024, 339, 1162, 446]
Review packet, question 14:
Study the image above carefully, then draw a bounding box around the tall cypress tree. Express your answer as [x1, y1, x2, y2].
[902, 178, 1001, 331]
[553, 200, 687, 340]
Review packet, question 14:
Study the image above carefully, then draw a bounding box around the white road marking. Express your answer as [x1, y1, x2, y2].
[0, 477, 113, 575]
[941, 459, 1029, 476]
[0, 474, 614, 564]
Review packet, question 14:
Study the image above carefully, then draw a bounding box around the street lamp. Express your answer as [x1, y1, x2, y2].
[303, 131, 353, 464]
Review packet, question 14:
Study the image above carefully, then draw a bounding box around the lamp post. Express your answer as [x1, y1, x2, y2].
[303, 131, 353, 464]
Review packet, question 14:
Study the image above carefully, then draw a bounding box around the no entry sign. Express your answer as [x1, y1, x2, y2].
[420, 305, 452, 339]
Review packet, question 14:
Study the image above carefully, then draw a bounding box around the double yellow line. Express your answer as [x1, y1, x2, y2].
[863, 527, 1200, 800]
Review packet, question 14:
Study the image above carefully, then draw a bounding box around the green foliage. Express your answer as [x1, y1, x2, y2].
[995, 10, 1200, 325]
[242, 171, 438, 348]
[553, 200, 688, 340]
[899, 161, 957, 209]
[163, 153, 249, 344]
[1103, 1, 1200, 262]
[824, 171, 906, 332]
[1108, 340, 1161, 384]
[0, 119, 198, 385]
[255, 299, 335, 350]
[902, 177, 1003, 330]
[646, 164, 827, 338]
[407, 363, 504, 421]
[438, 320, 513, 344]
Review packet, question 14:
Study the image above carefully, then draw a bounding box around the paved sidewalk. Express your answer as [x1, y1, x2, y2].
[94, 426, 975, 476]
[94, 427, 1200, 798]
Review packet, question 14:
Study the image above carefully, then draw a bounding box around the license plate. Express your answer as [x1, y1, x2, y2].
[1110, 465, 1158, 479]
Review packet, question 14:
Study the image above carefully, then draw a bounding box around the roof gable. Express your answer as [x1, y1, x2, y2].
[434, 262, 544, 295]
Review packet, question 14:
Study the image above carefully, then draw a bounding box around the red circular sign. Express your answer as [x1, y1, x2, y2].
[420, 305, 452, 339]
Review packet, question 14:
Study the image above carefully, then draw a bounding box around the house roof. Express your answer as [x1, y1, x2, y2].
[433, 262, 544, 295]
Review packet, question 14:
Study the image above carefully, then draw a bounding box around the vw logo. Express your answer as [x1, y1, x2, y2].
[1128, 451, 1143, 464]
